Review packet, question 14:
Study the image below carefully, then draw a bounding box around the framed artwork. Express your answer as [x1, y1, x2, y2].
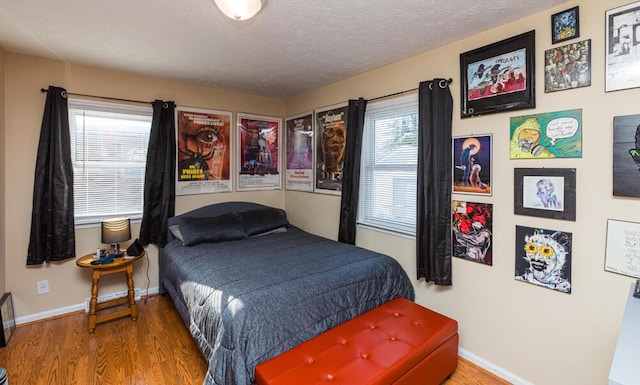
[604, 219, 640, 279]
[514, 168, 576, 221]
[544, 39, 591, 92]
[237, 113, 282, 191]
[315, 103, 348, 194]
[0, 293, 15, 347]
[452, 134, 492, 195]
[175, 107, 232, 195]
[515, 226, 572, 294]
[510, 109, 582, 159]
[452, 201, 493, 266]
[605, 1, 640, 92]
[285, 112, 314, 192]
[460, 30, 535, 118]
[551, 6, 580, 44]
[613, 114, 640, 197]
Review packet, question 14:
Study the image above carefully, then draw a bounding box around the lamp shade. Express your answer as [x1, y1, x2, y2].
[213, 0, 264, 20]
[101, 217, 131, 244]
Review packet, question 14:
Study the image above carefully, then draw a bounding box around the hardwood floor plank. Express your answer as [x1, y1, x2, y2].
[0, 295, 510, 384]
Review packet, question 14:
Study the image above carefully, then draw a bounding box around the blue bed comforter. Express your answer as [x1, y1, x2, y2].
[162, 226, 414, 385]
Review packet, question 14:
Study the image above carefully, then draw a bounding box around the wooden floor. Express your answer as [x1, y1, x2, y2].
[0, 295, 509, 384]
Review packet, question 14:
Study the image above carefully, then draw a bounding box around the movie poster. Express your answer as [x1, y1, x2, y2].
[237, 113, 282, 191]
[285, 112, 314, 192]
[452, 201, 493, 266]
[315, 104, 348, 194]
[175, 107, 232, 195]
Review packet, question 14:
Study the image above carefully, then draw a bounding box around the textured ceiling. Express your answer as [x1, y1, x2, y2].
[0, 0, 569, 98]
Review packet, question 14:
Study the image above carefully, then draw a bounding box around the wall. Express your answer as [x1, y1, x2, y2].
[3, 53, 285, 320]
[284, 1, 638, 384]
[0, 46, 5, 294]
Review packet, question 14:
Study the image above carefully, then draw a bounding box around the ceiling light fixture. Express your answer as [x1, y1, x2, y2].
[213, 0, 265, 21]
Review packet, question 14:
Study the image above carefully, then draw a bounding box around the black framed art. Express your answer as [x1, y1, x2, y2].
[551, 6, 580, 44]
[544, 39, 591, 93]
[460, 30, 535, 119]
[0, 292, 15, 347]
[514, 168, 576, 221]
[605, 1, 640, 92]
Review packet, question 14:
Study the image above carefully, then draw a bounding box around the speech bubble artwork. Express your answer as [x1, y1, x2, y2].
[545, 117, 579, 145]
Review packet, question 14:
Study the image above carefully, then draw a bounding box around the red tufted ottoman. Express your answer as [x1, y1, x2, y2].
[255, 297, 459, 385]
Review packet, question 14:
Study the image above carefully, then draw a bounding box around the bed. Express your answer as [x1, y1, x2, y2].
[159, 201, 415, 385]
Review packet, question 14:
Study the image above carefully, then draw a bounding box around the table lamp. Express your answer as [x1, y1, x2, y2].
[101, 217, 131, 257]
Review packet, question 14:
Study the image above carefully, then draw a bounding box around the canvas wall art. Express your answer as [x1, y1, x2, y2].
[515, 225, 572, 294]
[613, 113, 640, 197]
[452, 201, 493, 265]
[510, 109, 582, 159]
[452, 134, 492, 195]
[551, 6, 580, 44]
[544, 39, 591, 92]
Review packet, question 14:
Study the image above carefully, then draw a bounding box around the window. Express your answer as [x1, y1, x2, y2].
[359, 93, 418, 236]
[68, 98, 152, 225]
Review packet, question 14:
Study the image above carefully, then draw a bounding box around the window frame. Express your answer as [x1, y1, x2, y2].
[68, 98, 153, 227]
[358, 92, 419, 237]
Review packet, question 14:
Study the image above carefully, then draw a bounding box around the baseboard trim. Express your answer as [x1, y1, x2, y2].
[459, 347, 534, 385]
[15, 286, 160, 326]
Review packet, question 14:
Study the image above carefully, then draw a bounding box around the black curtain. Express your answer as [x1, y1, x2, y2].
[338, 98, 367, 244]
[139, 100, 176, 247]
[416, 79, 453, 285]
[27, 86, 75, 265]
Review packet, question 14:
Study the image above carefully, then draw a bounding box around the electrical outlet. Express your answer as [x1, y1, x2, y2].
[37, 280, 49, 295]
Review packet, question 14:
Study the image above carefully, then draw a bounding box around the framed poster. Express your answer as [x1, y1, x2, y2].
[514, 168, 576, 221]
[0, 293, 15, 347]
[452, 201, 493, 265]
[237, 113, 282, 191]
[605, 219, 640, 279]
[515, 226, 572, 294]
[510, 109, 582, 159]
[285, 112, 314, 192]
[460, 30, 535, 118]
[452, 134, 492, 195]
[605, 1, 640, 92]
[315, 103, 348, 194]
[551, 6, 580, 44]
[613, 113, 640, 197]
[544, 39, 591, 93]
[175, 107, 232, 195]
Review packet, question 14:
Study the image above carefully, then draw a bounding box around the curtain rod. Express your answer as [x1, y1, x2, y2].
[40, 88, 150, 105]
[368, 78, 453, 102]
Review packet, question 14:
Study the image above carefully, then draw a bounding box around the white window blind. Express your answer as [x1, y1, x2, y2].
[68, 98, 152, 225]
[359, 93, 418, 235]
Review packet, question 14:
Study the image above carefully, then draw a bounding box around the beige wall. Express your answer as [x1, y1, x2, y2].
[284, 1, 638, 384]
[2, 0, 637, 383]
[3, 53, 285, 319]
[0, 46, 5, 294]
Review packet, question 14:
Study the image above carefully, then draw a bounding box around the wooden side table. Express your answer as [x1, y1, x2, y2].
[76, 251, 145, 332]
